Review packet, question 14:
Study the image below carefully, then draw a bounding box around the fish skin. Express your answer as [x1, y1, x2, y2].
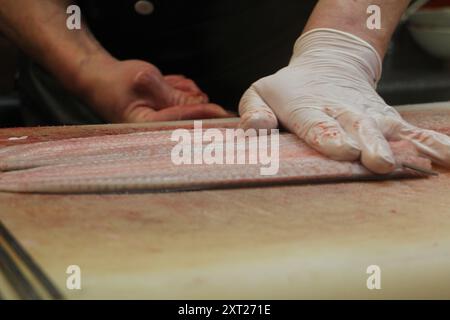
[0, 131, 432, 194]
[0, 132, 164, 171]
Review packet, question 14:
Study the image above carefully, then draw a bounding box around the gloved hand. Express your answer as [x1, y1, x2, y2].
[239, 28, 450, 174]
[78, 58, 230, 123]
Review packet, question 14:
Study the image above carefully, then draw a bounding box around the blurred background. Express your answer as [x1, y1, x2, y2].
[0, 0, 449, 128]
[0, 34, 20, 128]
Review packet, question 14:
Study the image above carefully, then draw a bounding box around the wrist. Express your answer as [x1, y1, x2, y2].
[59, 50, 117, 99]
[291, 28, 382, 87]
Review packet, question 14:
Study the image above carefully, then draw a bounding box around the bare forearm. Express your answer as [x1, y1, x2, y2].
[0, 0, 112, 92]
[304, 0, 411, 57]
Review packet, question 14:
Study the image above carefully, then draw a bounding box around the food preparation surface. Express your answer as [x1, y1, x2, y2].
[1, 102, 450, 299]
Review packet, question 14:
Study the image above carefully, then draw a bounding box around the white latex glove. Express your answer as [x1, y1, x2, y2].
[239, 28, 450, 174]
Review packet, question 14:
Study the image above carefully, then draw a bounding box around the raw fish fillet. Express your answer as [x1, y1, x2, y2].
[0, 129, 432, 194]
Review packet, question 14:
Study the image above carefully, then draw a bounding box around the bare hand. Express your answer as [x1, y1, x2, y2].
[78, 58, 230, 123]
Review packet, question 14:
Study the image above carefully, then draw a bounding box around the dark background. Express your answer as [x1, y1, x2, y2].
[0, 34, 21, 128]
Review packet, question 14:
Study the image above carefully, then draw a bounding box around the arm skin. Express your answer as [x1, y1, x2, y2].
[304, 0, 411, 57]
[0, 0, 107, 95]
[0, 0, 229, 123]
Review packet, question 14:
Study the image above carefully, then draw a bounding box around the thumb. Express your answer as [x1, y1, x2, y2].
[238, 86, 278, 130]
[124, 103, 230, 123]
[135, 70, 209, 108]
[134, 69, 174, 109]
[122, 103, 158, 123]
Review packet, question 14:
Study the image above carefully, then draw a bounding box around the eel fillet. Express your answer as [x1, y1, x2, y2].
[0, 129, 432, 194]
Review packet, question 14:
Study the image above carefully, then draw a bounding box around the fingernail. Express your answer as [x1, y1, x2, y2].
[241, 113, 277, 130]
[381, 150, 396, 166]
[186, 95, 207, 105]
